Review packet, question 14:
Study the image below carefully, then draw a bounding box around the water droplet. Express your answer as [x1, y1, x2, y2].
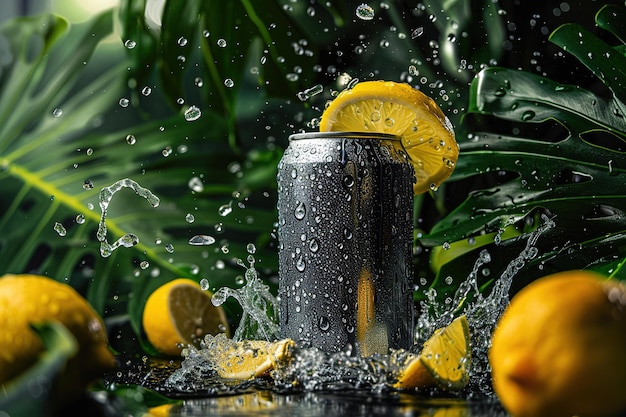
[411, 27, 424, 39]
[295, 255, 306, 272]
[177, 36, 188, 46]
[185, 213, 195, 223]
[217, 38, 227, 48]
[200, 278, 210, 291]
[86, 148, 93, 156]
[224, 78, 234, 88]
[165, 243, 174, 253]
[318, 316, 330, 331]
[75, 214, 85, 224]
[141, 86, 152, 96]
[124, 39, 136, 49]
[408, 65, 419, 76]
[218, 201, 233, 216]
[188, 235, 216, 246]
[188, 176, 204, 192]
[52, 108, 63, 118]
[184, 105, 201, 121]
[140, 260, 149, 269]
[309, 238, 319, 253]
[442, 242, 451, 250]
[243, 244, 256, 256]
[370, 110, 381, 122]
[296, 84, 324, 101]
[355, 3, 375, 20]
[522, 110, 535, 121]
[82, 179, 94, 190]
[54, 222, 66, 236]
[119, 98, 129, 108]
[125, 134, 136, 145]
[294, 201, 306, 220]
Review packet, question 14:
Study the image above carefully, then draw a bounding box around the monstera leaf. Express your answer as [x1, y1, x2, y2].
[421, 4, 626, 294]
[0, 10, 281, 349]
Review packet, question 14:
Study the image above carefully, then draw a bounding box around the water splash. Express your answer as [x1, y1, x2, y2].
[170, 217, 555, 397]
[211, 247, 279, 342]
[97, 178, 160, 257]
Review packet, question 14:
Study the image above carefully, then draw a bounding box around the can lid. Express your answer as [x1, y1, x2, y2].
[289, 131, 401, 141]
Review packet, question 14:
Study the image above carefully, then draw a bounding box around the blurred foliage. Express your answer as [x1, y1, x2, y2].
[0, 0, 625, 359]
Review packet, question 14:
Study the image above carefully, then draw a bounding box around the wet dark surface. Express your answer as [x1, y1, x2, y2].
[97, 355, 510, 417]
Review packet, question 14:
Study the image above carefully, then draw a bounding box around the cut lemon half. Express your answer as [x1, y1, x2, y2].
[142, 278, 230, 356]
[395, 315, 471, 390]
[319, 80, 458, 194]
[207, 335, 294, 380]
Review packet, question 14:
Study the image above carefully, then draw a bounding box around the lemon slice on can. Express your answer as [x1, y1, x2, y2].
[319, 80, 458, 194]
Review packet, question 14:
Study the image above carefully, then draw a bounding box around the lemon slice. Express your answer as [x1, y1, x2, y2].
[396, 315, 471, 390]
[319, 80, 458, 194]
[209, 336, 294, 380]
[142, 278, 230, 356]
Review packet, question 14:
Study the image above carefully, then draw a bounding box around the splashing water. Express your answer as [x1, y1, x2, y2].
[210, 245, 280, 342]
[169, 216, 555, 397]
[97, 178, 160, 257]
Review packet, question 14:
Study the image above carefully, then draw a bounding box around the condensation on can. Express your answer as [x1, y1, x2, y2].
[277, 132, 415, 354]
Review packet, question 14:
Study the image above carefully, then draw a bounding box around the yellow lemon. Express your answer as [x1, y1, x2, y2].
[319, 80, 458, 194]
[142, 278, 230, 356]
[396, 315, 471, 390]
[0, 274, 114, 386]
[489, 270, 626, 417]
[204, 335, 294, 380]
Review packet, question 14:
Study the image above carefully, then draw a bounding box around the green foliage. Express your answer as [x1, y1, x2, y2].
[422, 4, 626, 296]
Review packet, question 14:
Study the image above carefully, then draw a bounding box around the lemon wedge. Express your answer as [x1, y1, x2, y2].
[210, 337, 294, 380]
[396, 315, 471, 390]
[319, 80, 458, 194]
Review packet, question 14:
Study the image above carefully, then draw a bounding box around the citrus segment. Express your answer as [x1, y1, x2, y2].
[208, 336, 294, 380]
[319, 80, 458, 194]
[396, 315, 471, 390]
[0, 274, 115, 386]
[142, 278, 230, 356]
[489, 271, 626, 417]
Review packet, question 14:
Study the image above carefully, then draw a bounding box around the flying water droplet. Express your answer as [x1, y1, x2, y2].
[246, 243, 256, 254]
[188, 235, 216, 246]
[125, 134, 136, 145]
[54, 222, 66, 237]
[200, 278, 210, 291]
[124, 39, 136, 49]
[52, 108, 63, 118]
[296, 84, 323, 101]
[185, 213, 195, 223]
[140, 261, 149, 269]
[119, 98, 129, 108]
[141, 86, 152, 96]
[217, 38, 227, 47]
[83, 180, 94, 190]
[224, 78, 234, 88]
[218, 201, 233, 217]
[355, 3, 375, 20]
[165, 243, 174, 253]
[184, 105, 201, 121]
[411, 27, 424, 39]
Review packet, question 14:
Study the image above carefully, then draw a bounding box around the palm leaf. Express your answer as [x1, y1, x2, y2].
[420, 4, 626, 293]
[0, 10, 281, 349]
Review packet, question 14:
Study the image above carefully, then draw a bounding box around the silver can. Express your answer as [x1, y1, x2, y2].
[277, 132, 414, 355]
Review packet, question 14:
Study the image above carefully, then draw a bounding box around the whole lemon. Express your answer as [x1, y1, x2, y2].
[489, 270, 626, 417]
[0, 274, 115, 386]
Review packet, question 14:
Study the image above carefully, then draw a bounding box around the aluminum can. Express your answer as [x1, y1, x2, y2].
[277, 132, 414, 354]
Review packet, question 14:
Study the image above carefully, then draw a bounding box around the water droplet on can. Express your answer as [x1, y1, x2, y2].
[294, 201, 306, 220]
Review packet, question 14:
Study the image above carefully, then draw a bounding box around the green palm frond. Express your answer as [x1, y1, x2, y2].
[421, 4, 626, 295]
[0, 10, 280, 348]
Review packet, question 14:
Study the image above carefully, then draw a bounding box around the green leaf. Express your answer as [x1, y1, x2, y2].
[421, 4, 626, 286]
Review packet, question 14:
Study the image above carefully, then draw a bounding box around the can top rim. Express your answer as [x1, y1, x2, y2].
[289, 131, 401, 141]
